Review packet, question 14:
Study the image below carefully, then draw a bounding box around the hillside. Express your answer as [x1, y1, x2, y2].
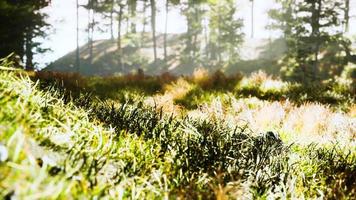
[43, 34, 286, 76]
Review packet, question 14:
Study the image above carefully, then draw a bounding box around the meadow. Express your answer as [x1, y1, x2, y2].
[1, 0, 356, 198]
[1, 62, 355, 199]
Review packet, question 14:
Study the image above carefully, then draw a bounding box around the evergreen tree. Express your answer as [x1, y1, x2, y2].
[0, 0, 51, 70]
[182, 0, 205, 64]
[141, 0, 148, 46]
[95, 0, 116, 40]
[208, 0, 244, 64]
[128, 0, 137, 33]
[269, 0, 353, 82]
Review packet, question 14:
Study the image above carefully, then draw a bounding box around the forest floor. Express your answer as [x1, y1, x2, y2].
[0, 67, 355, 199]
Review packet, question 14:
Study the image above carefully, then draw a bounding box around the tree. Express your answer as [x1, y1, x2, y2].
[250, 0, 254, 38]
[182, 0, 205, 64]
[95, 0, 116, 40]
[207, 0, 244, 64]
[150, 0, 157, 62]
[269, 0, 352, 82]
[0, 0, 51, 70]
[84, 0, 103, 65]
[128, 0, 137, 33]
[117, 2, 125, 69]
[267, 0, 294, 38]
[344, 0, 350, 33]
[110, 0, 115, 39]
[76, 0, 80, 73]
[141, 0, 148, 46]
[164, 0, 169, 61]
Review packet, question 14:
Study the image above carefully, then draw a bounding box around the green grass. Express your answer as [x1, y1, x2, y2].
[1, 69, 355, 199]
[0, 71, 172, 198]
[33, 69, 355, 114]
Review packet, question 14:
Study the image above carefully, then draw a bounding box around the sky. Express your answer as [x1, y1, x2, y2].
[37, 0, 356, 68]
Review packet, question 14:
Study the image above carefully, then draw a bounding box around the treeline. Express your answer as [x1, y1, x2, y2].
[78, 0, 355, 82]
[78, 0, 245, 72]
[0, 0, 355, 83]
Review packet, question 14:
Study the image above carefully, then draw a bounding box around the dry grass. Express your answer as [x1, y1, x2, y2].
[349, 104, 356, 117]
[185, 95, 355, 145]
[69, 69, 355, 146]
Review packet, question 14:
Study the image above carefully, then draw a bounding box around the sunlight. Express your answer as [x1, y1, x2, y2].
[1, 0, 355, 198]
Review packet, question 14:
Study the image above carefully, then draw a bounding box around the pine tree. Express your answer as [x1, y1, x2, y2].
[182, 0, 205, 64]
[128, 0, 137, 33]
[0, 0, 51, 70]
[208, 0, 244, 64]
[269, 0, 352, 82]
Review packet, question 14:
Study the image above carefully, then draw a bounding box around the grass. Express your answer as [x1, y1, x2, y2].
[0, 66, 355, 199]
[33, 69, 355, 111]
[0, 71, 171, 198]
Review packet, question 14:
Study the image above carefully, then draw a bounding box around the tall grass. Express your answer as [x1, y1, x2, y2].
[32, 69, 355, 111]
[1, 67, 355, 199]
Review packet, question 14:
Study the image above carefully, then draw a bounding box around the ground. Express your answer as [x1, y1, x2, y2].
[0, 67, 355, 199]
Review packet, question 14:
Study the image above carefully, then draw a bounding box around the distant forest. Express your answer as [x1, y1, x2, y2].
[1, 0, 355, 82]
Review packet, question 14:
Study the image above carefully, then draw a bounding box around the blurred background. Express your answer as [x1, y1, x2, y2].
[1, 0, 355, 83]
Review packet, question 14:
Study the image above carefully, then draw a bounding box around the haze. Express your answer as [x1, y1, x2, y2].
[39, 0, 355, 67]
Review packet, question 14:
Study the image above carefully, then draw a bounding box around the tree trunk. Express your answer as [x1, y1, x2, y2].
[126, 5, 130, 35]
[110, 0, 114, 40]
[89, 12, 95, 65]
[344, 0, 350, 33]
[285, 1, 293, 37]
[25, 31, 34, 70]
[87, 7, 90, 60]
[141, 0, 147, 46]
[76, 0, 80, 73]
[192, 4, 201, 58]
[130, 0, 137, 33]
[118, 5, 124, 69]
[150, 0, 157, 62]
[217, 6, 222, 62]
[87, 3, 94, 65]
[250, 0, 254, 38]
[311, 0, 322, 81]
[204, 18, 208, 59]
[164, 0, 169, 61]
[185, 1, 194, 58]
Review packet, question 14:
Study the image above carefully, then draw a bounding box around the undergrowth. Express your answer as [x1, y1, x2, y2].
[0, 68, 355, 199]
[32, 69, 355, 112]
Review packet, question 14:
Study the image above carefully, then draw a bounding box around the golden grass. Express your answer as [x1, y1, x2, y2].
[185, 95, 355, 145]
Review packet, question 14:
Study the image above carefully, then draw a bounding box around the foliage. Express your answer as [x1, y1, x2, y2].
[32, 69, 355, 112]
[1, 65, 356, 198]
[207, 0, 244, 64]
[269, 0, 353, 82]
[0, 0, 51, 69]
